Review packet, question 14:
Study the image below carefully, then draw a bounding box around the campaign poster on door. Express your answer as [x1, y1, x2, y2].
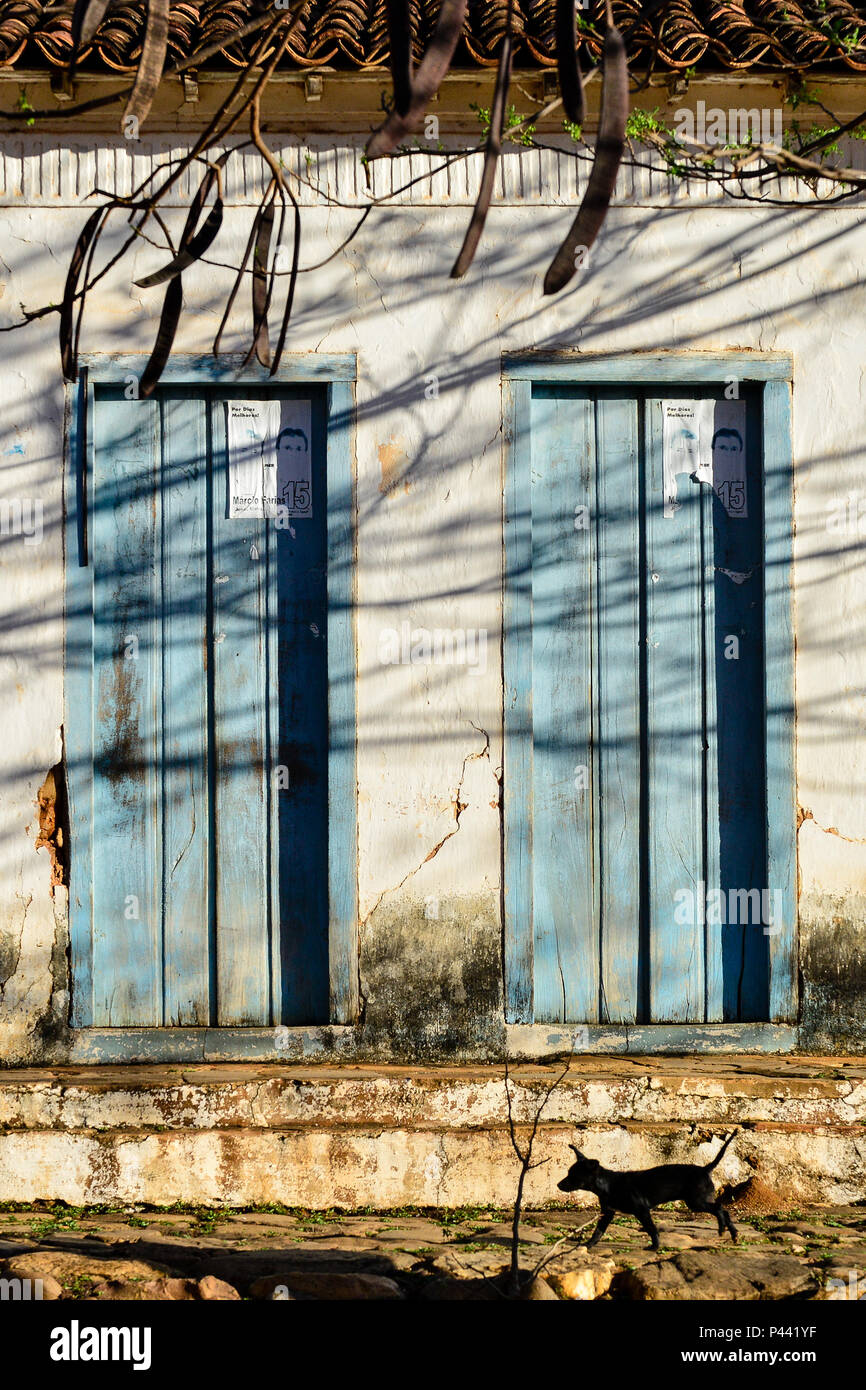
[227, 399, 312, 519]
[661, 399, 747, 520]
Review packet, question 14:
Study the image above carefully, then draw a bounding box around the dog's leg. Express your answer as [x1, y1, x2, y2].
[719, 1204, 738, 1243]
[691, 1199, 738, 1243]
[585, 1209, 615, 1248]
[635, 1206, 661, 1251]
[691, 1199, 726, 1236]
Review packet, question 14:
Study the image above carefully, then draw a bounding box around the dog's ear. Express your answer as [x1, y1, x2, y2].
[569, 1144, 585, 1160]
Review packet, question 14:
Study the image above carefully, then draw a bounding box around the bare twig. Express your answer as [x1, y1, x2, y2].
[527, 1221, 597, 1283]
[650, 130, 866, 190]
[503, 1049, 575, 1297]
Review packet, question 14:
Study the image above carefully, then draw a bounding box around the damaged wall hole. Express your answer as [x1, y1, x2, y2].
[35, 735, 70, 894]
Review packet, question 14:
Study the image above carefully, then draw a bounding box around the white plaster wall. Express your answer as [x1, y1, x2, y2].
[0, 135, 864, 1057]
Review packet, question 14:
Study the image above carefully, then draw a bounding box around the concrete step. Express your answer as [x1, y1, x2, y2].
[1, 1058, 865, 1208]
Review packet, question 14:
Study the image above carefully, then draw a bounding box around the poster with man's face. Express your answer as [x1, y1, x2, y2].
[662, 399, 747, 519]
[227, 399, 312, 519]
[709, 411, 747, 517]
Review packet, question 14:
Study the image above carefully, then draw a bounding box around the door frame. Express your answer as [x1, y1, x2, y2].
[502, 351, 797, 1053]
[64, 354, 358, 1062]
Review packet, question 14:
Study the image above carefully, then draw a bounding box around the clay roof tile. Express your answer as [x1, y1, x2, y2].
[2, 0, 866, 74]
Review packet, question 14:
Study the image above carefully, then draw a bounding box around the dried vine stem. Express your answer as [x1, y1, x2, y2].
[53, 2, 311, 384]
[556, 0, 585, 126]
[7, 0, 866, 393]
[450, 0, 513, 279]
[213, 177, 275, 360]
[387, 0, 414, 118]
[366, 0, 468, 160]
[249, 94, 302, 375]
[544, 0, 628, 295]
[124, 0, 170, 130]
[135, 154, 229, 288]
[70, 0, 111, 56]
[140, 3, 305, 214]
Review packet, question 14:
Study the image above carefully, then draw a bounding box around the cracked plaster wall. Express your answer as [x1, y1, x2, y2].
[0, 137, 865, 1060]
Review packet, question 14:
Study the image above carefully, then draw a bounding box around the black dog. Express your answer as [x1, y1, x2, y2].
[557, 1131, 739, 1251]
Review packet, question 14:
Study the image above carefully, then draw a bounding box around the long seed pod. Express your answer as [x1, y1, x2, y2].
[135, 153, 230, 287]
[543, 17, 627, 296]
[260, 193, 287, 364]
[60, 206, 107, 382]
[556, 0, 585, 126]
[450, 17, 512, 279]
[387, 0, 414, 117]
[270, 186, 302, 377]
[135, 199, 223, 287]
[366, 0, 468, 160]
[139, 275, 183, 398]
[72, 208, 109, 372]
[124, 0, 170, 131]
[71, 0, 110, 51]
[251, 196, 276, 368]
[213, 186, 272, 359]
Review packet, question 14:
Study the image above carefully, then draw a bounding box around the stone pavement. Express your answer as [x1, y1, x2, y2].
[0, 1198, 863, 1299]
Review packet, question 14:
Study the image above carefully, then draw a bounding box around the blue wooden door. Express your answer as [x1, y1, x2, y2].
[78, 384, 329, 1026]
[513, 384, 770, 1024]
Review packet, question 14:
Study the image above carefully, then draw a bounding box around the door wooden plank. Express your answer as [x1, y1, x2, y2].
[531, 390, 598, 1022]
[701, 462, 723, 1021]
[763, 380, 797, 1022]
[91, 395, 162, 1025]
[211, 400, 271, 1025]
[645, 397, 705, 1022]
[324, 379, 358, 1025]
[503, 377, 534, 1023]
[271, 394, 330, 1023]
[66, 373, 95, 1025]
[160, 396, 211, 1025]
[711, 393, 769, 1020]
[596, 396, 642, 1023]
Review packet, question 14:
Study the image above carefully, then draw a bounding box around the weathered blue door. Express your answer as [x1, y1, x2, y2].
[73, 384, 331, 1026]
[506, 381, 785, 1027]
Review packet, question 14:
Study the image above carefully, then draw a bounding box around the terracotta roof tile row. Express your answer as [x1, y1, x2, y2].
[2, 1, 866, 74]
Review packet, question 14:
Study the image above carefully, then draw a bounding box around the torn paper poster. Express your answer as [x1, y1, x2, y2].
[717, 567, 754, 584]
[662, 400, 708, 518]
[227, 399, 312, 519]
[661, 399, 747, 519]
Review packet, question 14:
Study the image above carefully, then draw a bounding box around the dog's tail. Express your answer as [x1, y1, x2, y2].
[705, 1129, 738, 1172]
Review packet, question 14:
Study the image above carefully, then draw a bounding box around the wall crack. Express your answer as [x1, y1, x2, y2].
[799, 806, 866, 846]
[360, 723, 491, 930]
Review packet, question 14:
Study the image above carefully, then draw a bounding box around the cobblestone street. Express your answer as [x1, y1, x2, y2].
[1, 1198, 864, 1300]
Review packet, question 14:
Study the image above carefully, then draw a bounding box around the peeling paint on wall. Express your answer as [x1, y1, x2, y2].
[377, 436, 411, 496]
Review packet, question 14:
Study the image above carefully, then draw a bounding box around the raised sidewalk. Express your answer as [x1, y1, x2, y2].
[1, 1055, 864, 1208]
